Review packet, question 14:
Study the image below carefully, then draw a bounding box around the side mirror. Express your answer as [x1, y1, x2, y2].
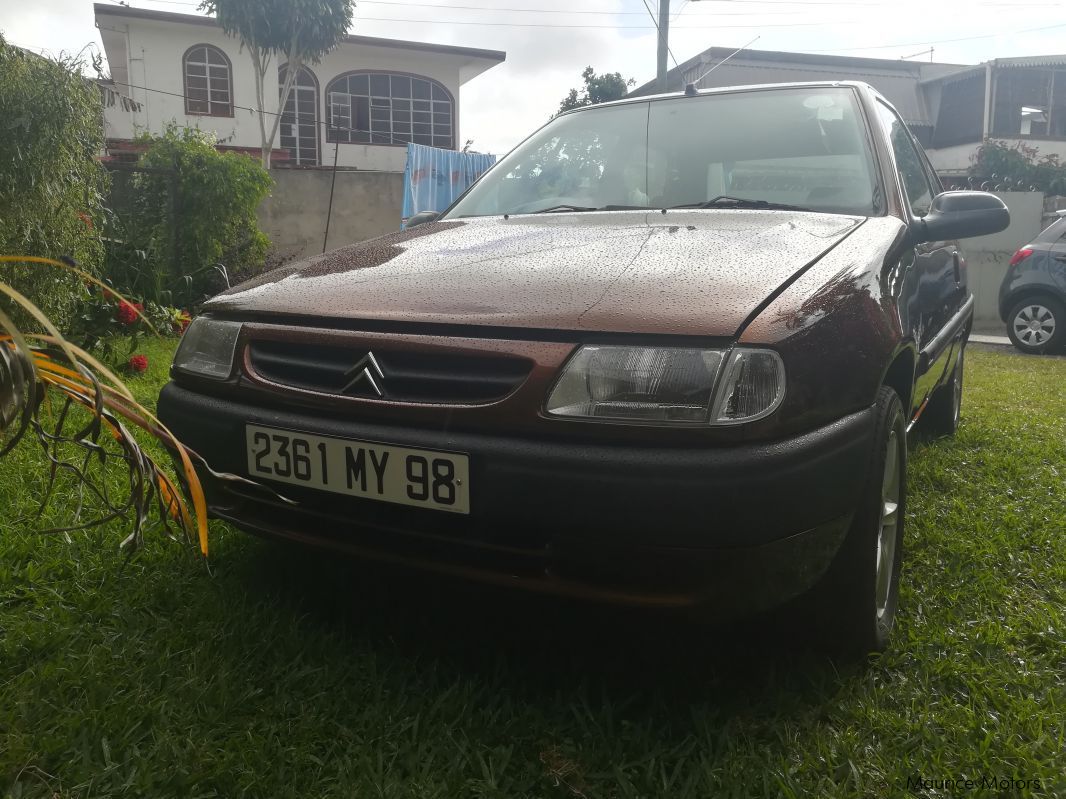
[405, 210, 439, 229]
[915, 191, 1009, 242]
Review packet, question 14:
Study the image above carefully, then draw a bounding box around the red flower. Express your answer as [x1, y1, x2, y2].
[128, 354, 148, 373]
[76, 211, 93, 230]
[115, 300, 143, 325]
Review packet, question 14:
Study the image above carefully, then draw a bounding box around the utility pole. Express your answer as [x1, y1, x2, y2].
[656, 0, 671, 93]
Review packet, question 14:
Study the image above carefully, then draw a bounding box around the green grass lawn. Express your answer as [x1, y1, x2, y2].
[2, 345, 1064, 798]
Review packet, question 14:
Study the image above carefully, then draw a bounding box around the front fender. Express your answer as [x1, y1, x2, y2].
[739, 217, 909, 432]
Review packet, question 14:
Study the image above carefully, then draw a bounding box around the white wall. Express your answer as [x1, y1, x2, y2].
[101, 19, 250, 148]
[98, 13, 467, 171]
[962, 191, 1047, 324]
[926, 143, 979, 175]
[928, 138, 1066, 176]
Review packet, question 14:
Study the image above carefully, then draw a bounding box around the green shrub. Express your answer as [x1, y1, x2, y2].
[970, 139, 1066, 195]
[0, 37, 107, 328]
[107, 125, 273, 306]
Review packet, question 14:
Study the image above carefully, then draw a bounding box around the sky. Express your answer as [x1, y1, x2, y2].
[4, 0, 1066, 155]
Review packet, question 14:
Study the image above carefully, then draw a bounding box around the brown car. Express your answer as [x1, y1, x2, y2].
[160, 82, 1008, 653]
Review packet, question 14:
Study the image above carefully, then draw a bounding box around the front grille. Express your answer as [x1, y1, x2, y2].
[246, 339, 533, 404]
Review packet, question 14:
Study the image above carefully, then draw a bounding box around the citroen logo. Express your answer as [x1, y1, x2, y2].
[340, 351, 385, 397]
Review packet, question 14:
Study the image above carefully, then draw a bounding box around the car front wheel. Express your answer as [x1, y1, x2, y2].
[1007, 296, 1065, 354]
[810, 386, 907, 655]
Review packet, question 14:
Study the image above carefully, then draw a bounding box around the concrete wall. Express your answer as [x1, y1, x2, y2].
[963, 191, 1046, 324]
[926, 142, 980, 176]
[258, 169, 404, 261]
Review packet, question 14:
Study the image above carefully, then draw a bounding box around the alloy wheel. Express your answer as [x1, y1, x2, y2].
[1013, 304, 1057, 347]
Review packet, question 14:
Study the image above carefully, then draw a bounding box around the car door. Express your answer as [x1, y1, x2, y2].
[874, 101, 965, 418]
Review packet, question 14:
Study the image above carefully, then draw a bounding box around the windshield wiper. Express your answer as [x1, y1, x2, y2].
[669, 195, 813, 212]
[530, 204, 599, 214]
[528, 204, 662, 214]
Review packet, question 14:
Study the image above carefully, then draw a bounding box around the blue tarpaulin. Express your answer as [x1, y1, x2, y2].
[401, 143, 496, 227]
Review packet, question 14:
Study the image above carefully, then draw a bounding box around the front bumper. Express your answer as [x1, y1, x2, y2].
[159, 383, 876, 615]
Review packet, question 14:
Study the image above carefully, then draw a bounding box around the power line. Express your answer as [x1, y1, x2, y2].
[91, 0, 844, 28]
[95, 0, 855, 28]
[808, 20, 1066, 52]
[98, 0, 1066, 9]
[698, 0, 1063, 5]
[352, 15, 862, 28]
[358, 0, 796, 14]
[93, 0, 857, 28]
[8, 41, 55, 56]
[79, 2, 1066, 59]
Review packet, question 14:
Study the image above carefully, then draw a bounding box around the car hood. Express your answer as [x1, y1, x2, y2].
[211, 210, 865, 337]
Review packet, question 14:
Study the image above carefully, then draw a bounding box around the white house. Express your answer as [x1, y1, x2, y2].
[94, 3, 505, 171]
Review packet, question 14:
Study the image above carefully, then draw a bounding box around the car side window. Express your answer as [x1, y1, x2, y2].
[876, 102, 935, 217]
[918, 151, 943, 197]
[1037, 218, 1066, 243]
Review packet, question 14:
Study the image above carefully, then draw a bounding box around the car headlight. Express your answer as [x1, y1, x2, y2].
[711, 348, 786, 424]
[545, 345, 784, 425]
[172, 317, 242, 380]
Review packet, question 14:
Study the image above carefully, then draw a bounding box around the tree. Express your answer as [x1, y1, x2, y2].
[556, 66, 635, 116]
[199, 0, 355, 167]
[120, 124, 274, 304]
[0, 36, 107, 329]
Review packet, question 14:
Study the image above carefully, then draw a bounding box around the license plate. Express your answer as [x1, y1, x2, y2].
[245, 425, 470, 514]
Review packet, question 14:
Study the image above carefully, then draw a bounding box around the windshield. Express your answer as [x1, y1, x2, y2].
[446, 87, 881, 218]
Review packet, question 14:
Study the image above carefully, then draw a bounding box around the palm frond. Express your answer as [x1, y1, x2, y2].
[1, 256, 207, 554]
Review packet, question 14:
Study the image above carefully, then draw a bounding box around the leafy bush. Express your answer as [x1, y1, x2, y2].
[0, 37, 107, 328]
[67, 280, 190, 361]
[107, 125, 273, 307]
[970, 139, 1066, 194]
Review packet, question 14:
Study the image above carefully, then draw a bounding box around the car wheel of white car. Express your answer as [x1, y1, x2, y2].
[1007, 297, 1065, 354]
[811, 386, 907, 656]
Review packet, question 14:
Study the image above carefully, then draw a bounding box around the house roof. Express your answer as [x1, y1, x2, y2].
[629, 46, 973, 126]
[630, 46, 968, 95]
[92, 4, 506, 64]
[990, 54, 1066, 68]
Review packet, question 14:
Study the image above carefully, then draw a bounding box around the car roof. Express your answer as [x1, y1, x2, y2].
[556, 80, 880, 118]
[1036, 215, 1066, 240]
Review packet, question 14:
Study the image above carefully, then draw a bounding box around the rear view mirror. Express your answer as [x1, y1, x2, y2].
[406, 211, 440, 229]
[916, 191, 1009, 242]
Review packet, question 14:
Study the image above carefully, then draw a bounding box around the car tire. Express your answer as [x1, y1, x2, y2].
[809, 386, 907, 656]
[1006, 296, 1065, 354]
[921, 344, 964, 438]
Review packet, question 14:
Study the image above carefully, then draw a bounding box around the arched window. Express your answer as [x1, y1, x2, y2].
[279, 64, 319, 165]
[183, 44, 233, 117]
[325, 72, 453, 148]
